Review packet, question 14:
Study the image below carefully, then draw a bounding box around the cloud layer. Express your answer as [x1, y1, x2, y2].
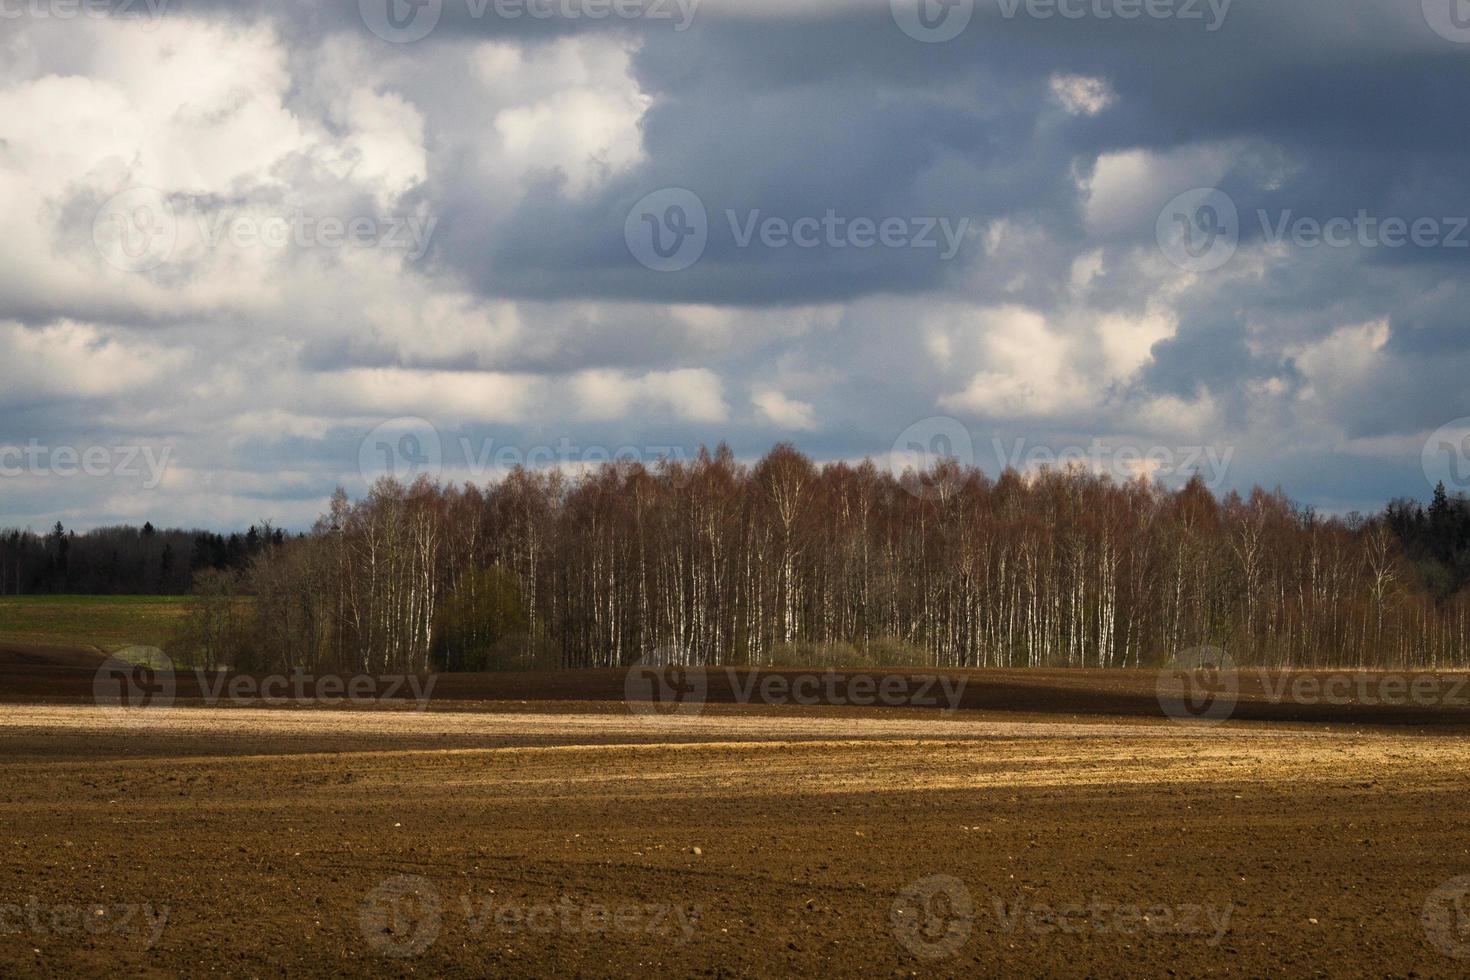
[2, 0, 1468, 529]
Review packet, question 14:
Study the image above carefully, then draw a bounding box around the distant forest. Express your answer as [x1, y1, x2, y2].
[6, 447, 1470, 671]
[0, 522, 284, 596]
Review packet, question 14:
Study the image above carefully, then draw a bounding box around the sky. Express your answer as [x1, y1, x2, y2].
[2, 0, 1470, 531]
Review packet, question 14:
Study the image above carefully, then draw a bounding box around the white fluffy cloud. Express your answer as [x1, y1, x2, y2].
[473, 38, 651, 197]
[1082, 144, 1238, 236]
[1049, 73, 1115, 116]
[0, 320, 184, 406]
[571, 369, 729, 423]
[753, 387, 819, 430]
[938, 307, 1081, 419]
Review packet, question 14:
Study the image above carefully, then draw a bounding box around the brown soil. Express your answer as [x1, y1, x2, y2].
[0, 644, 108, 671]
[8, 659, 1470, 727]
[2, 666, 1470, 976]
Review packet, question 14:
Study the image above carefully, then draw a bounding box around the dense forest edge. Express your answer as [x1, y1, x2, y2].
[6, 444, 1470, 672]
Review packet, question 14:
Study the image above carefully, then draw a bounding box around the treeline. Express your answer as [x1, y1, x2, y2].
[0, 522, 283, 595]
[1385, 483, 1470, 602]
[168, 445, 1470, 673]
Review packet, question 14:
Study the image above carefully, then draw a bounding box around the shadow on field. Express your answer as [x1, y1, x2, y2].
[3, 644, 1470, 727]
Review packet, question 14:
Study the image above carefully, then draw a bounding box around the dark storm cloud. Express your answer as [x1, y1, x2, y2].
[140, 0, 1470, 306]
[396, 0, 1468, 313]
